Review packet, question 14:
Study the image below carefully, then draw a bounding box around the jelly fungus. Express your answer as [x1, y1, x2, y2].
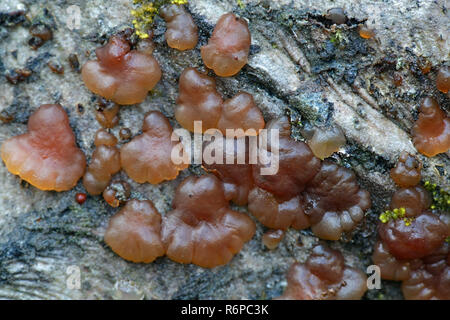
[104, 200, 165, 263]
[96, 98, 120, 128]
[390, 152, 422, 188]
[372, 240, 416, 281]
[176, 68, 223, 132]
[262, 229, 285, 250]
[75, 192, 87, 205]
[83, 130, 120, 195]
[120, 111, 188, 184]
[252, 117, 321, 202]
[326, 8, 347, 25]
[303, 161, 371, 240]
[378, 210, 448, 260]
[82, 34, 161, 105]
[202, 136, 254, 205]
[307, 125, 346, 160]
[358, 25, 375, 39]
[436, 65, 450, 93]
[161, 174, 256, 268]
[402, 243, 450, 300]
[103, 180, 131, 208]
[201, 13, 251, 77]
[1, 104, 86, 191]
[160, 4, 198, 51]
[278, 245, 367, 300]
[389, 186, 431, 217]
[176, 68, 264, 134]
[412, 97, 450, 157]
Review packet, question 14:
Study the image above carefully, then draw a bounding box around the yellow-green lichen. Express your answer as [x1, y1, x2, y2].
[379, 207, 413, 226]
[423, 181, 450, 212]
[131, 0, 188, 39]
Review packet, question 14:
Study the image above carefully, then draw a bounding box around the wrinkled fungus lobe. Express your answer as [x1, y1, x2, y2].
[104, 200, 165, 263]
[307, 125, 346, 160]
[278, 245, 367, 300]
[412, 97, 450, 157]
[161, 174, 256, 268]
[390, 152, 422, 188]
[160, 4, 198, 51]
[83, 130, 121, 195]
[201, 13, 251, 77]
[82, 34, 161, 105]
[436, 65, 450, 94]
[176, 68, 264, 134]
[372, 241, 415, 281]
[262, 229, 285, 250]
[302, 161, 371, 240]
[1, 104, 86, 191]
[121, 111, 188, 184]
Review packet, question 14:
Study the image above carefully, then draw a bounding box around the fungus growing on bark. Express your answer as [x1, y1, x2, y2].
[278, 245, 367, 300]
[412, 97, 450, 157]
[390, 152, 422, 188]
[358, 25, 375, 39]
[372, 240, 415, 281]
[175, 68, 223, 132]
[82, 34, 161, 105]
[252, 117, 321, 202]
[83, 130, 121, 195]
[202, 136, 254, 206]
[389, 185, 431, 217]
[176, 68, 264, 134]
[217, 92, 265, 135]
[306, 125, 346, 160]
[262, 229, 285, 250]
[402, 243, 450, 300]
[1, 104, 86, 191]
[161, 174, 255, 268]
[96, 98, 120, 128]
[326, 8, 347, 25]
[160, 4, 198, 51]
[302, 161, 371, 240]
[436, 65, 449, 93]
[104, 199, 165, 263]
[201, 13, 251, 77]
[120, 111, 188, 184]
[103, 180, 131, 208]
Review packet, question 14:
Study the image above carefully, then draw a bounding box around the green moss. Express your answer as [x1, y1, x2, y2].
[379, 207, 414, 226]
[423, 181, 450, 212]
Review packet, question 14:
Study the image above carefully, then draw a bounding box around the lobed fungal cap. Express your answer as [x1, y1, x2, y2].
[1, 104, 86, 191]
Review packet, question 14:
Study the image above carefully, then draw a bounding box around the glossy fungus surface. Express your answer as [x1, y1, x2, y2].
[175, 68, 223, 132]
[160, 4, 198, 51]
[390, 152, 422, 188]
[104, 200, 165, 263]
[120, 111, 188, 184]
[262, 229, 285, 250]
[201, 13, 251, 77]
[402, 243, 450, 300]
[326, 8, 347, 25]
[1, 104, 86, 191]
[252, 117, 321, 201]
[436, 65, 450, 93]
[96, 98, 120, 128]
[412, 97, 450, 157]
[389, 185, 431, 217]
[278, 245, 367, 300]
[82, 34, 161, 105]
[307, 125, 346, 160]
[161, 174, 256, 268]
[83, 130, 120, 195]
[302, 161, 371, 240]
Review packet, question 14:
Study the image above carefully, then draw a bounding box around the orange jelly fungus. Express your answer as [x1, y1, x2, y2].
[372, 241, 415, 281]
[176, 68, 264, 134]
[201, 13, 251, 77]
[104, 199, 165, 263]
[358, 25, 375, 39]
[160, 4, 198, 51]
[161, 174, 256, 268]
[262, 229, 285, 250]
[436, 65, 450, 94]
[1, 104, 86, 191]
[390, 152, 422, 188]
[120, 111, 188, 184]
[83, 130, 120, 195]
[412, 97, 450, 157]
[278, 245, 367, 300]
[81, 34, 161, 105]
[202, 136, 254, 206]
[307, 125, 346, 160]
[303, 161, 371, 240]
[96, 98, 120, 128]
[390, 185, 431, 217]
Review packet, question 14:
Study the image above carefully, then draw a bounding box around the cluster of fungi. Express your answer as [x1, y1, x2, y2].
[1, 3, 449, 300]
